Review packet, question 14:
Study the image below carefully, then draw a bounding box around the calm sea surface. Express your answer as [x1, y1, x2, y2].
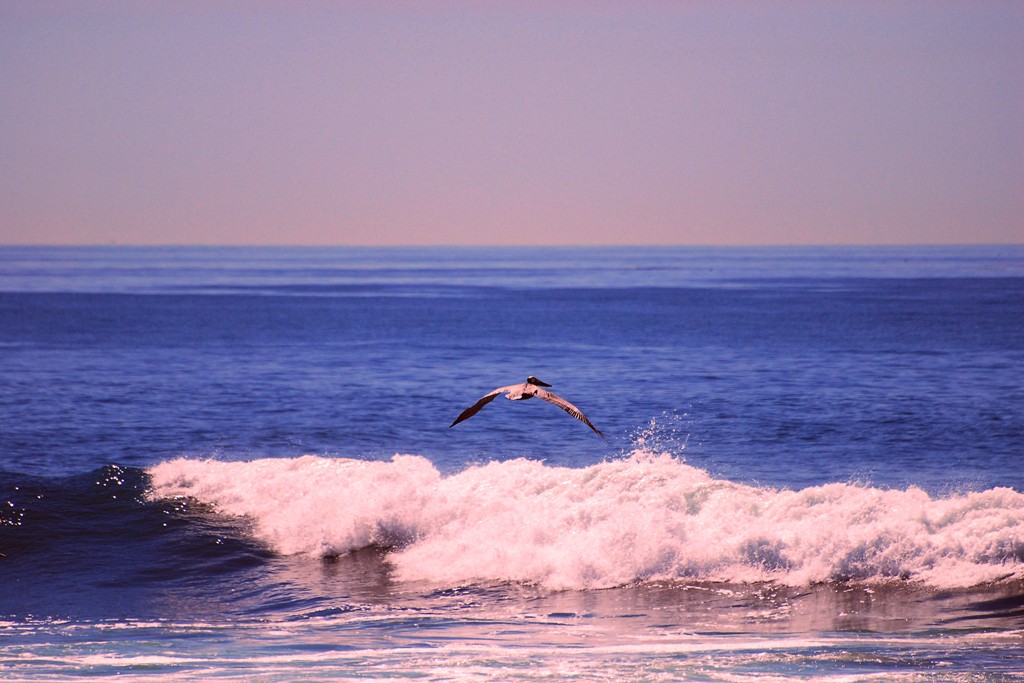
[1, 245, 1022, 681]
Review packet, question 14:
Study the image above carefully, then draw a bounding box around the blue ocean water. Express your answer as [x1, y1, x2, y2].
[1, 245, 1022, 681]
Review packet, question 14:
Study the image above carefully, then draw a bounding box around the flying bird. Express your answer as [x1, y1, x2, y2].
[450, 376, 605, 438]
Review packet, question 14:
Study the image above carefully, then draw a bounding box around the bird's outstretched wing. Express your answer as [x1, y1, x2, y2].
[533, 388, 605, 438]
[449, 386, 509, 428]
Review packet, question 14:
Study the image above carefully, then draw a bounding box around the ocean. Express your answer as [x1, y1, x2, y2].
[1, 244, 1022, 681]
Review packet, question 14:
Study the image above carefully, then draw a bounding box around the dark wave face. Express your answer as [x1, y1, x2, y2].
[0, 465, 271, 620]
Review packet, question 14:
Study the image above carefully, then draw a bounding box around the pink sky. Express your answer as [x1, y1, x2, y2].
[2, 2, 1022, 246]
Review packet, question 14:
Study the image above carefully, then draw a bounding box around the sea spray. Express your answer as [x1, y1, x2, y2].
[148, 452, 1024, 590]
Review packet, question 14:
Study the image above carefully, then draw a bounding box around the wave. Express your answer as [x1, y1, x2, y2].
[146, 452, 1024, 591]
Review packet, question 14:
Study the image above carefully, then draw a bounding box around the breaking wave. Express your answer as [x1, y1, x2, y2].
[147, 452, 1024, 591]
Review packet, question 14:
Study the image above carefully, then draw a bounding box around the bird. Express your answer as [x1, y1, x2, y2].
[449, 376, 605, 438]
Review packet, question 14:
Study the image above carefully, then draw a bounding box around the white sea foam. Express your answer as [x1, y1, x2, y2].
[147, 452, 1024, 590]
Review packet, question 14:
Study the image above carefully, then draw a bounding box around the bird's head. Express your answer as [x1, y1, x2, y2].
[526, 376, 552, 387]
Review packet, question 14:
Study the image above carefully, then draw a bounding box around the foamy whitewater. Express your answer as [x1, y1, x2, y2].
[149, 451, 1024, 591]
[2, 246, 1023, 681]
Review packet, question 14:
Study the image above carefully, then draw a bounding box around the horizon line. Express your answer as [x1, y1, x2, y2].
[2, 242, 1022, 250]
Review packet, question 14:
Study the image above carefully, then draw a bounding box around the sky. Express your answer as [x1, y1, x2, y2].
[2, 1, 1022, 246]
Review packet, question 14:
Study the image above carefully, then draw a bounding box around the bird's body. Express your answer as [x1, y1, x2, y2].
[450, 376, 605, 438]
